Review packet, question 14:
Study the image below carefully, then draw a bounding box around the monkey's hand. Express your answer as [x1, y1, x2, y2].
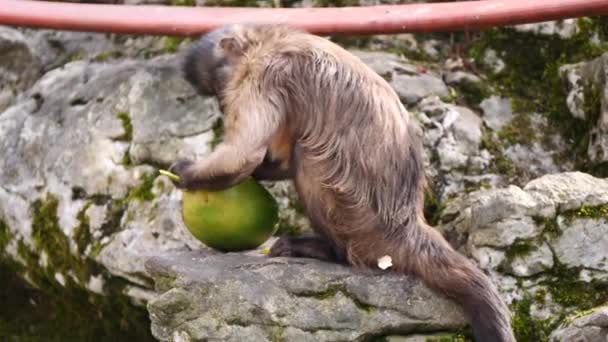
[168, 159, 196, 189]
[167, 142, 267, 191]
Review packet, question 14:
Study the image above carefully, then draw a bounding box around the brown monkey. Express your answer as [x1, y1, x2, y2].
[170, 23, 515, 342]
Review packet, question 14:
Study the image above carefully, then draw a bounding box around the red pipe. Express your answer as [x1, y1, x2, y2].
[0, 0, 607, 36]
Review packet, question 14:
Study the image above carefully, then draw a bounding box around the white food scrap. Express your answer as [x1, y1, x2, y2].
[377, 255, 393, 270]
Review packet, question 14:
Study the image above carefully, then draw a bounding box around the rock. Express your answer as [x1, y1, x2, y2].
[481, 49, 505, 74]
[145, 250, 467, 342]
[351, 50, 413, 80]
[552, 216, 608, 274]
[444, 70, 482, 87]
[524, 172, 608, 212]
[415, 96, 489, 199]
[441, 172, 608, 336]
[513, 19, 578, 39]
[352, 51, 448, 105]
[560, 52, 608, 165]
[550, 307, 608, 342]
[469, 216, 541, 248]
[504, 141, 562, 176]
[0, 26, 42, 111]
[507, 242, 554, 277]
[391, 72, 449, 105]
[480, 95, 514, 131]
[0, 56, 222, 298]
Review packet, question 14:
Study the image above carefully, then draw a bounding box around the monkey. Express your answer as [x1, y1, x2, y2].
[169, 23, 515, 342]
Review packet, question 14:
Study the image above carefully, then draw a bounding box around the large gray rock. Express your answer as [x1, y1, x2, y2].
[560, 52, 608, 165]
[0, 27, 42, 111]
[550, 306, 608, 342]
[145, 250, 467, 342]
[352, 50, 449, 105]
[480, 95, 514, 132]
[442, 172, 608, 333]
[0, 56, 217, 304]
[414, 96, 491, 199]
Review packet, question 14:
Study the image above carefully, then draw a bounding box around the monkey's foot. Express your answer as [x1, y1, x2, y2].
[269, 235, 341, 263]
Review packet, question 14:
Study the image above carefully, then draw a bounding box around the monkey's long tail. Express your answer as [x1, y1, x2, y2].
[402, 222, 515, 342]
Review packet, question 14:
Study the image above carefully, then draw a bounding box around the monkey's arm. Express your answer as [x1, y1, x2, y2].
[170, 96, 282, 191]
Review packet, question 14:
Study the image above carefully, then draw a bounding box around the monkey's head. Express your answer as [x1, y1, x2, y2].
[182, 24, 253, 97]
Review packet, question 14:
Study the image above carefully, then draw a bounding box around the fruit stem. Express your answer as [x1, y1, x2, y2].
[159, 169, 181, 182]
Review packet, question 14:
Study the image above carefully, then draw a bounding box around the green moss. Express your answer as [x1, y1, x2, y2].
[170, 0, 195, 5]
[0, 219, 10, 255]
[504, 239, 537, 261]
[510, 296, 558, 342]
[313, 0, 358, 7]
[542, 259, 608, 308]
[127, 173, 156, 202]
[0, 193, 155, 340]
[209, 117, 224, 148]
[567, 204, 608, 219]
[288, 196, 305, 215]
[562, 307, 597, 327]
[122, 151, 132, 167]
[162, 37, 186, 54]
[202, 0, 260, 7]
[559, 204, 608, 228]
[454, 78, 493, 108]
[480, 131, 518, 179]
[497, 113, 536, 146]
[30, 196, 84, 280]
[93, 50, 123, 63]
[274, 217, 301, 236]
[582, 80, 602, 124]
[423, 187, 445, 226]
[467, 17, 608, 177]
[67, 49, 86, 62]
[330, 36, 373, 50]
[425, 334, 469, 342]
[268, 326, 285, 342]
[115, 112, 133, 142]
[73, 202, 92, 255]
[302, 285, 374, 313]
[1, 245, 153, 341]
[99, 198, 126, 237]
[533, 216, 561, 239]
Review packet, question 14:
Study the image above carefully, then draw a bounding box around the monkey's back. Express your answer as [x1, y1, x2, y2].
[245, 31, 427, 245]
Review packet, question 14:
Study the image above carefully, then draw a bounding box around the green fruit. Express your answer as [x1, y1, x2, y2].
[180, 177, 279, 252]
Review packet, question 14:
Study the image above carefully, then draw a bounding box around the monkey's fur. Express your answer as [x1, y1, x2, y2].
[170, 23, 515, 341]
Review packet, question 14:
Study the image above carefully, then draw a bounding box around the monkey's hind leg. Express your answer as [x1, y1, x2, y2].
[269, 234, 344, 263]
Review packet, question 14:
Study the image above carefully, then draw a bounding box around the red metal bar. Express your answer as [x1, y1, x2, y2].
[0, 0, 607, 36]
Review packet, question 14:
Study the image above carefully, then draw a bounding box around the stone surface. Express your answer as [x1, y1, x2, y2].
[513, 19, 578, 39]
[480, 95, 514, 131]
[550, 307, 608, 342]
[352, 50, 449, 105]
[442, 171, 608, 336]
[560, 52, 608, 165]
[553, 217, 608, 273]
[0, 56, 213, 292]
[2, 15, 608, 341]
[0, 27, 42, 111]
[145, 250, 467, 342]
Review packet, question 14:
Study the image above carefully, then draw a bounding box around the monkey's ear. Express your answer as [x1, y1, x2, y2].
[219, 37, 244, 57]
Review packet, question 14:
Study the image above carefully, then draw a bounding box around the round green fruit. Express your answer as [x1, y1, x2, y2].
[180, 177, 279, 252]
